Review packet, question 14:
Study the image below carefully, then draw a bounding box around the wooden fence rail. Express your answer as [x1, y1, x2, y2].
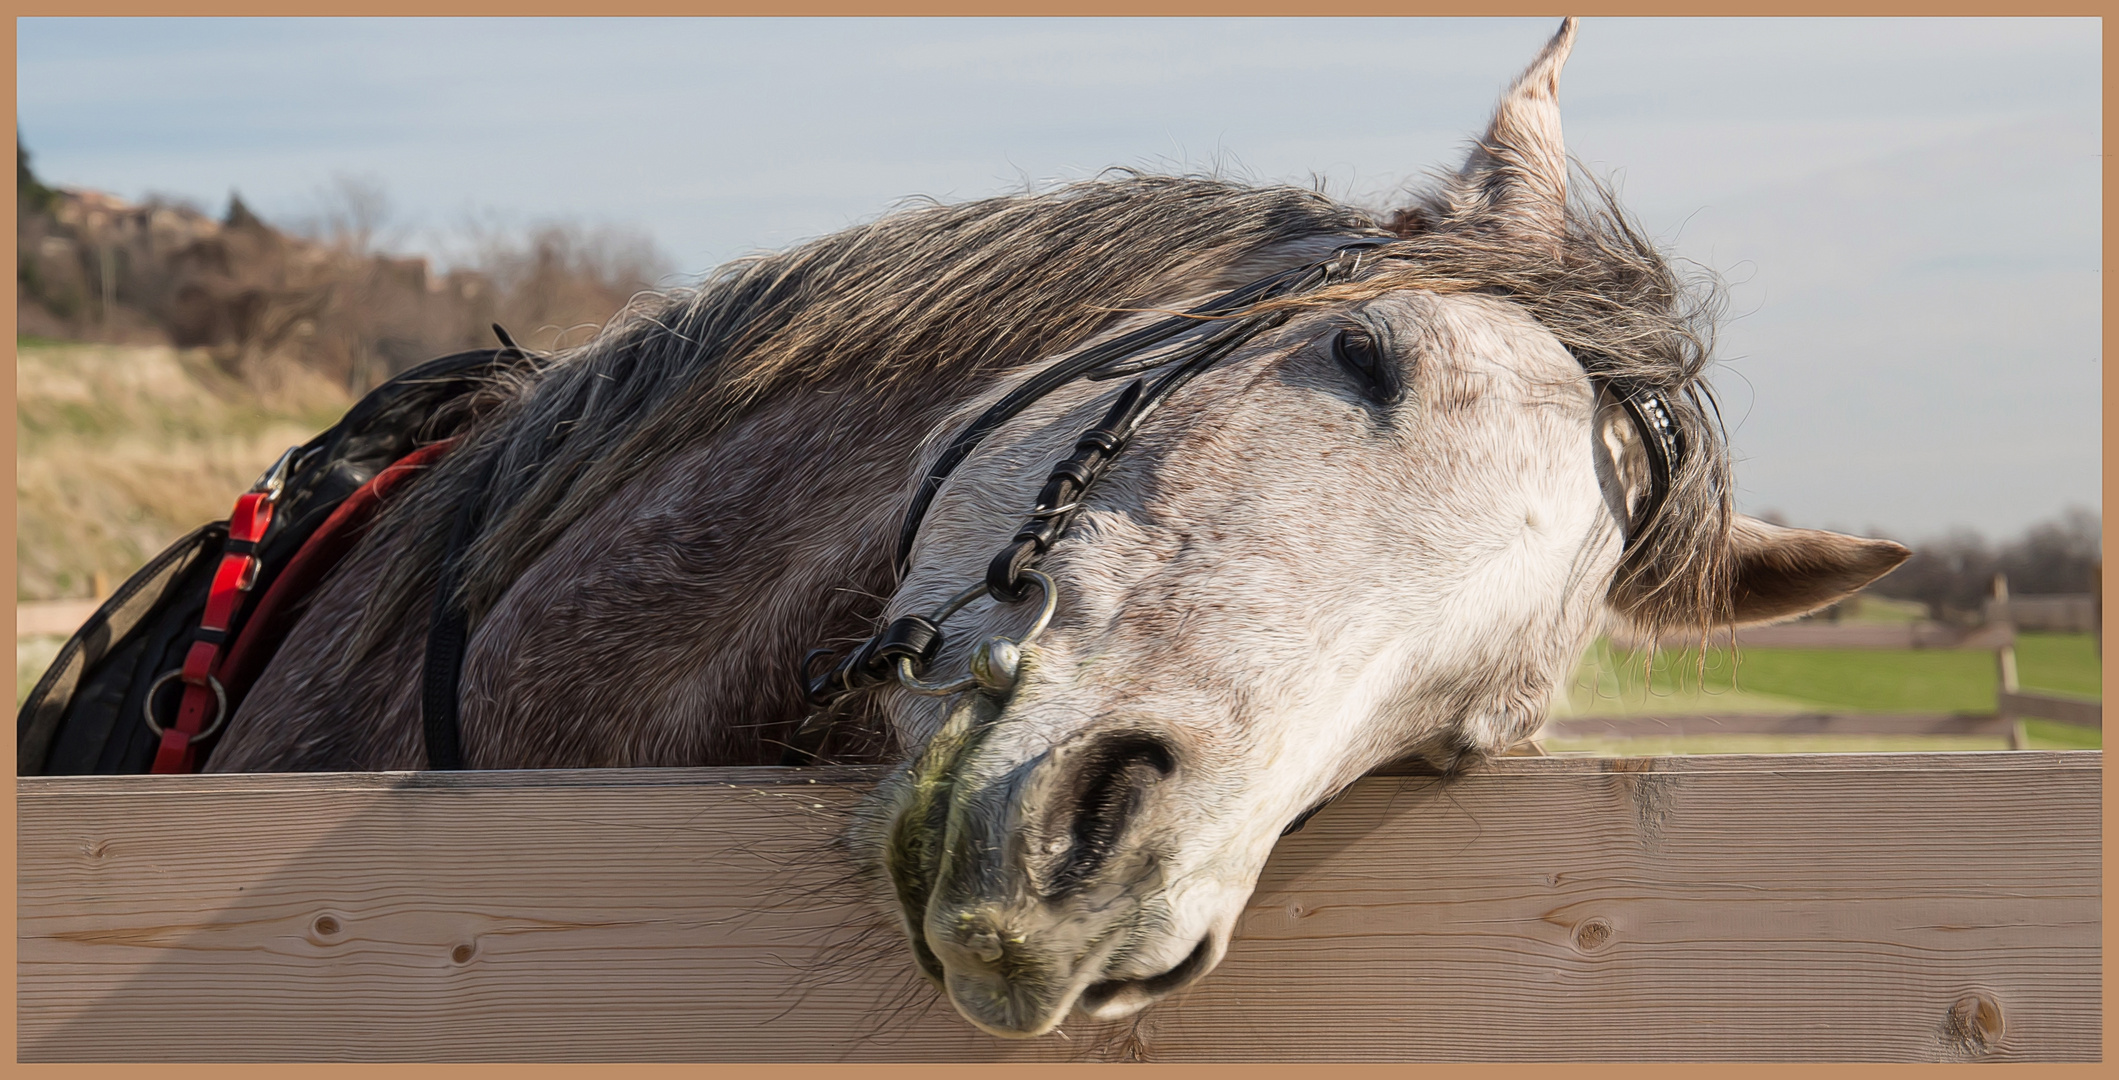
[1542, 699, 2102, 742]
[17, 753, 2101, 1062]
[1542, 713, 2020, 740]
[2000, 691, 2103, 730]
[1624, 620, 2017, 652]
[16, 599, 101, 639]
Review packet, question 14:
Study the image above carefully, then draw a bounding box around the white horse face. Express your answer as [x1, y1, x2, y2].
[858, 19, 1908, 1038]
[875, 290, 1644, 1036]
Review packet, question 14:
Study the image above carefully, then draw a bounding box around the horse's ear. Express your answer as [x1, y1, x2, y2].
[1431, 17, 1577, 245]
[1725, 513, 1912, 626]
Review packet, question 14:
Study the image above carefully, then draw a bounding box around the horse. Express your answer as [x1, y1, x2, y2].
[208, 19, 1908, 1037]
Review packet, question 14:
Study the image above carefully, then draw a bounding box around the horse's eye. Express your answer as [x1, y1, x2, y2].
[1332, 326, 1397, 404]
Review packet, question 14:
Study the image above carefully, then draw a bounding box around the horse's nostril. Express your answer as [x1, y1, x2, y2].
[1043, 731, 1176, 897]
[1080, 936, 1212, 1012]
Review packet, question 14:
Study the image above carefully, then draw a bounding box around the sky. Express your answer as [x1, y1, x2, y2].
[15, 16, 2103, 542]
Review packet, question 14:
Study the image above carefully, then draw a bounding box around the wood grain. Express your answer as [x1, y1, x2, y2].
[17, 753, 2101, 1062]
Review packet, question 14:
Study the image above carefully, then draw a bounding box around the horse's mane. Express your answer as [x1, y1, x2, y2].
[350, 176, 1384, 659]
[349, 169, 1730, 666]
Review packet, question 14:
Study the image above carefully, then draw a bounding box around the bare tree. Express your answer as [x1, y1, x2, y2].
[1867, 507, 2102, 619]
[450, 213, 673, 352]
[298, 173, 397, 257]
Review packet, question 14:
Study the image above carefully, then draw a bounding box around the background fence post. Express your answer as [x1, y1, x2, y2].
[1993, 573, 2027, 750]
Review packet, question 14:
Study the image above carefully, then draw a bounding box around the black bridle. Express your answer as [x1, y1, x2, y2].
[782, 244, 1685, 763]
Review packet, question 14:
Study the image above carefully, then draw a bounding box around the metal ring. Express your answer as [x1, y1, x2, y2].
[1012, 569, 1059, 645]
[143, 670, 228, 744]
[892, 568, 1060, 698]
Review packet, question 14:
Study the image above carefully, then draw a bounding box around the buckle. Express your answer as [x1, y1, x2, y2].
[250, 445, 299, 502]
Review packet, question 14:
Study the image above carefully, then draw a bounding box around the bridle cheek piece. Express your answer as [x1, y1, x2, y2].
[788, 242, 1682, 761]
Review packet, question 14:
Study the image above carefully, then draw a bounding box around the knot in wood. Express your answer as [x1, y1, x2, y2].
[1946, 991, 2005, 1055]
[311, 915, 340, 937]
[451, 943, 477, 964]
[1572, 918, 1614, 953]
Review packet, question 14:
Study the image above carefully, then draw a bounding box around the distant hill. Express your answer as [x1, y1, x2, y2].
[16, 140, 669, 392]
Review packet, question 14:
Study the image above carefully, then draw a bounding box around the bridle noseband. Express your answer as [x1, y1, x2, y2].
[785, 242, 1685, 762]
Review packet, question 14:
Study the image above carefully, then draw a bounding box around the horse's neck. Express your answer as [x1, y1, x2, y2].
[458, 373, 982, 766]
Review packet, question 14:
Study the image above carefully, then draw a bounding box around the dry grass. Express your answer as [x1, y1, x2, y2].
[15, 340, 349, 601]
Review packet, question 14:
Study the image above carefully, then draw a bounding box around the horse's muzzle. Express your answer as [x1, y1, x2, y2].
[924, 897, 1217, 1036]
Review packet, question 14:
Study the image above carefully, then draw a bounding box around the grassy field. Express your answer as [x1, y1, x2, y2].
[1550, 632, 2102, 753]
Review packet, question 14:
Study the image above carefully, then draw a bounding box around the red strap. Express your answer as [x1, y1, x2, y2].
[153, 678, 221, 774]
[228, 491, 273, 544]
[180, 640, 217, 683]
[151, 494, 276, 774]
[216, 439, 455, 708]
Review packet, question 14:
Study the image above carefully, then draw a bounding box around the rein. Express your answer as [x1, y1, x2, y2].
[415, 250, 1686, 769]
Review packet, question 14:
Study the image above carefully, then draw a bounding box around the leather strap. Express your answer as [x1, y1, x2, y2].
[420, 449, 496, 770]
[149, 481, 281, 774]
[419, 326, 531, 771]
[802, 246, 1378, 718]
[893, 245, 1379, 574]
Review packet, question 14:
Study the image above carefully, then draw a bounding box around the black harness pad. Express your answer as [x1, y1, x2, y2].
[16, 344, 534, 776]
